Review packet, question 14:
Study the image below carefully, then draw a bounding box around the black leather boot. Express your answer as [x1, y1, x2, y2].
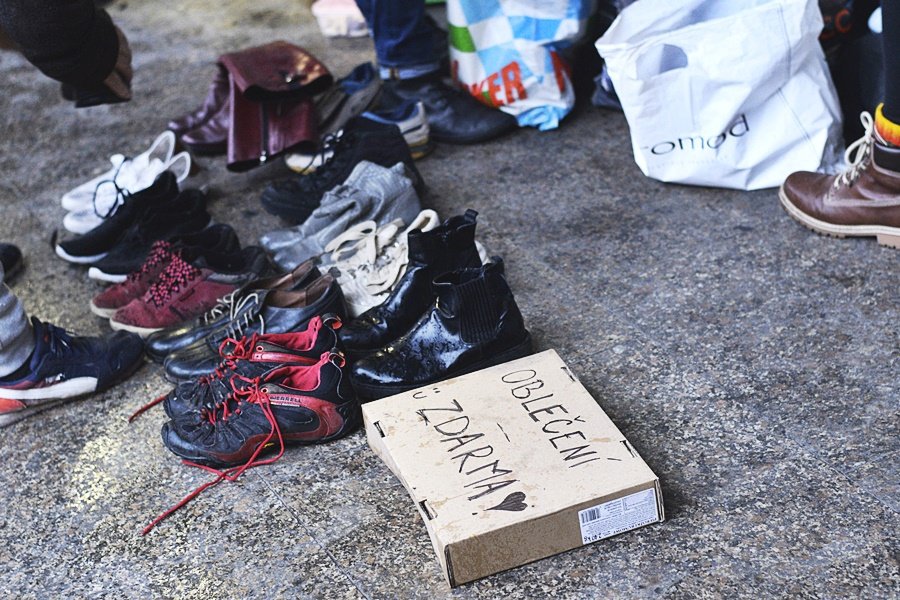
[350, 259, 532, 400]
[339, 209, 484, 360]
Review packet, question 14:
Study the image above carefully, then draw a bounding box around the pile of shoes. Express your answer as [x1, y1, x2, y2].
[57, 171, 272, 337]
[260, 192, 531, 401]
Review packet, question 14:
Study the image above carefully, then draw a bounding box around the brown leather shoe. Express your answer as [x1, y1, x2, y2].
[168, 66, 229, 136]
[779, 112, 900, 249]
[180, 95, 230, 155]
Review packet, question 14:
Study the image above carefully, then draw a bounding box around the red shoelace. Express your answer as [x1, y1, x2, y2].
[142, 374, 285, 535]
[142, 352, 343, 535]
[127, 334, 260, 423]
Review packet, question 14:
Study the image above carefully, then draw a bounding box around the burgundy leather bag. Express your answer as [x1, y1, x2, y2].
[218, 41, 333, 172]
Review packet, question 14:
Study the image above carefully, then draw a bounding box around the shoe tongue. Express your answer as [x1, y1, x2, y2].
[28, 317, 52, 369]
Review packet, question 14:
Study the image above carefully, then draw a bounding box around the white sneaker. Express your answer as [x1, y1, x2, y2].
[325, 209, 441, 317]
[60, 131, 178, 212]
[285, 101, 431, 174]
[62, 152, 192, 234]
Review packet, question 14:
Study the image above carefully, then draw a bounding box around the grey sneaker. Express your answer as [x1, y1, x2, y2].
[261, 161, 422, 270]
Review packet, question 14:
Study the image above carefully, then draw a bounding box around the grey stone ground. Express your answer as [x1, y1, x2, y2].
[0, 1, 898, 598]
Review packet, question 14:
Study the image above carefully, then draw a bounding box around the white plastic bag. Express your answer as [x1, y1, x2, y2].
[595, 0, 843, 190]
[448, 0, 590, 130]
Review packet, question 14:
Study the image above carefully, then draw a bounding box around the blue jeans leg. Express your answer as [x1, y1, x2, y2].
[0, 264, 33, 379]
[355, 0, 441, 79]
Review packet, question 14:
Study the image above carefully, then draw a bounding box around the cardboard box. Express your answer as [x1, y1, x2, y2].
[363, 349, 664, 587]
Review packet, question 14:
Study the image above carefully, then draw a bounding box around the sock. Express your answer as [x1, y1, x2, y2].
[875, 104, 900, 147]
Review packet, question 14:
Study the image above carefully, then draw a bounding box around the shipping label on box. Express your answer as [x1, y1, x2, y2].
[363, 349, 664, 587]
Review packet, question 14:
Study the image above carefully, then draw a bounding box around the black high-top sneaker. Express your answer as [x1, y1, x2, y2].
[260, 116, 423, 224]
[350, 259, 532, 400]
[338, 209, 484, 360]
[161, 350, 359, 467]
[128, 314, 342, 422]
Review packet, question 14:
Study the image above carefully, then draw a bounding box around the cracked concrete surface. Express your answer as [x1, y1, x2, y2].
[0, 1, 897, 598]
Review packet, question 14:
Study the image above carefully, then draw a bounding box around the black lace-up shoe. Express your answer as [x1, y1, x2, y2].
[161, 351, 359, 468]
[338, 209, 483, 360]
[381, 73, 517, 144]
[0, 243, 24, 282]
[162, 274, 347, 381]
[350, 259, 531, 400]
[260, 117, 423, 223]
[55, 172, 180, 264]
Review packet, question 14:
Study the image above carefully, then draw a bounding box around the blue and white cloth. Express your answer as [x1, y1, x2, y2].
[448, 0, 590, 131]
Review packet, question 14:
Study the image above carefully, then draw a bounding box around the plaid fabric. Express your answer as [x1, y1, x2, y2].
[448, 0, 589, 131]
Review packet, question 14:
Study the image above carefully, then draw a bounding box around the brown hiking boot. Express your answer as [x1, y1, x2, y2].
[779, 112, 900, 249]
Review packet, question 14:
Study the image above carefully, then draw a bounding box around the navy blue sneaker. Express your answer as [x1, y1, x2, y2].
[0, 243, 24, 283]
[0, 317, 145, 427]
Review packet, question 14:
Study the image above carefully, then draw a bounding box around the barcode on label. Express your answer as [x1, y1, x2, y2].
[577, 488, 659, 545]
[580, 508, 602, 524]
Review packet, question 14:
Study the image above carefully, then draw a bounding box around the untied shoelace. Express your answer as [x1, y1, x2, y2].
[142, 351, 344, 535]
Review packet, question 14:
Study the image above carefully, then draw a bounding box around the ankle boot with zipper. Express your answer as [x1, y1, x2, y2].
[350, 259, 532, 400]
[338, 209, 483, 360]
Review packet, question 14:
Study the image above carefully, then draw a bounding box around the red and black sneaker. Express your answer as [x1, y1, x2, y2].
[161, 350, 358, 468]
[129, 314, 341, 422]
[143, 350, 358, 534]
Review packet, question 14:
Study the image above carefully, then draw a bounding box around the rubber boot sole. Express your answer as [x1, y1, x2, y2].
[779, 186, 900, 249]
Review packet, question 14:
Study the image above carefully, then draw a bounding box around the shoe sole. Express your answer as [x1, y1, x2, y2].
[89, 300, 119, 319]
[0, 398, 68, 428]
[163, 404, 361, 468]
[88, 267, 127, 283]
[0, 377, 97, 402]
[430, 121, 518, 145]
[109, 318, 164, 338]
[778, 187, 900, 249]
[55, 245, 108, 264]
[351, 334, 534, 401]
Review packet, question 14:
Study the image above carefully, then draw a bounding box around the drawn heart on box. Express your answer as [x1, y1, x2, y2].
[486, 492, 528, 512]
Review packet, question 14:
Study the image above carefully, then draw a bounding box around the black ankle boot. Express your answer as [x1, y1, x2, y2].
[381, 73, 517, 144]
[339, 209, 484, 359]
[350, 259, 532, 400]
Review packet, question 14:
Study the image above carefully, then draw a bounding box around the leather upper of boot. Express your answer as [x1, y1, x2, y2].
[782, 138, 900, 228]
[338, 210, 483, 357]
[350, 259, 530, 390]
[168, 65, 229, 135]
